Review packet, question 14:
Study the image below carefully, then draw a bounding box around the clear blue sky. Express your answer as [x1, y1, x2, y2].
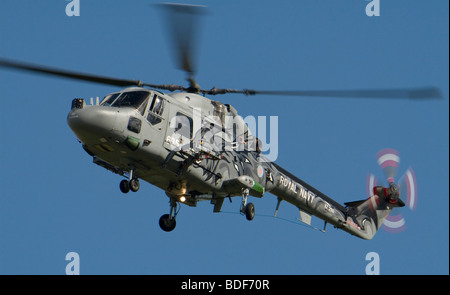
[0, 0, 448, 275]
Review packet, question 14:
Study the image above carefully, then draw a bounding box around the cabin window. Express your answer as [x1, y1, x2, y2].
[147, 94, 165, 125]
[174, 112, 193, 140]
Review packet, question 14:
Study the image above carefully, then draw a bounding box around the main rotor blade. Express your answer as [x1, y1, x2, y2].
[158, 3, 208, 75]
[204, 87, 443, 99]
[0, 58, 143, 87]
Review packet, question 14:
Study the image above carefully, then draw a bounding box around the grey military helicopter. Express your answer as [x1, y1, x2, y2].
[0, 3, 442, 239]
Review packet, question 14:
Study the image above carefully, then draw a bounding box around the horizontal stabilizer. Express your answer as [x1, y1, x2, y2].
[344, 199, 367, 208]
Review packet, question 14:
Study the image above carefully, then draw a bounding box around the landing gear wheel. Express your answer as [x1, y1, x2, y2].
[245, 203, 255, 221]
[129, 178, 140, 192]
[119, 179, 130, 194]
[159, 214, 176, 232]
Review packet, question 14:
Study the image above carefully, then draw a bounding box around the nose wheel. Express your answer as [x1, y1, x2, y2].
[119, 178, 140, 193]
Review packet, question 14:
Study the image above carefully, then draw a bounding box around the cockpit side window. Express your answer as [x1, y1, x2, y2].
[147, 94, 165, 125]
[100, 93, 120, 106]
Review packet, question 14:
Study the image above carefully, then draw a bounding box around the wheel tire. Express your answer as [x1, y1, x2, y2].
[119, 179, 130, 194]
[159, 214, 176, 232]
[245, 203, 255, 221]
[129, 178, 140, 192]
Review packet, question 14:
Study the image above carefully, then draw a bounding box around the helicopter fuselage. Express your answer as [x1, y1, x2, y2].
[66, 87, 400, 239]
[67, 87, 268, 205]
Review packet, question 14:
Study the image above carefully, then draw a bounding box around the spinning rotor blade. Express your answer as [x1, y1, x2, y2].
[381, 214, 406, 233]
[398, 167, 418, 211]
[203, 87, 443, 99]
[0, 58, 143, 87]
[368, 149, 418, 233]
[366, 174, 378, 200]
[159, 3, 208, 75]
[376, 148, 400, 184]
[0, 58, 189, 92]
[366, 173, 407, 233]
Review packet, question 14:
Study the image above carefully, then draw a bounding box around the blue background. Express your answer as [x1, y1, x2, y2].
[0, 0, 448, 274]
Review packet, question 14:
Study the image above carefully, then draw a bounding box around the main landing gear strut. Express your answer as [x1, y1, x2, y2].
[240, 188, 255, 221]
[120, 174, 255, 231]
[158, 190, 256, 232]
[119, 168, 140, 194]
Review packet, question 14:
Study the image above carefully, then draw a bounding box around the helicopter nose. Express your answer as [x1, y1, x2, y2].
[67, 105, 117, 140]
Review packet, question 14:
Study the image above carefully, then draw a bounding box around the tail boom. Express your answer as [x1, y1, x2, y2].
[269, 164, 402, 240]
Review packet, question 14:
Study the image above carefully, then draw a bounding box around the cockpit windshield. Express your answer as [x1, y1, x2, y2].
[111, 91, 150, 109]
[100, 91, 150, 115]
[100, 93, 120, 106]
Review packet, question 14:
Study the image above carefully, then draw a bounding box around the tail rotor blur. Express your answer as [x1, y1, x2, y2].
[376, 148, 399, 184]
[367, 148, 418, 233]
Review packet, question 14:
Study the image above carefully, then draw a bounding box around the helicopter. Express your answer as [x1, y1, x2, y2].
[0, 3, 442, 239]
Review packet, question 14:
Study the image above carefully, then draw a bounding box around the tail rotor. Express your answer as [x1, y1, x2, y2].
[367, 148, 418, 233]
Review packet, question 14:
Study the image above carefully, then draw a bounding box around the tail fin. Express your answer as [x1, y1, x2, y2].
[343, 185, 405, 240]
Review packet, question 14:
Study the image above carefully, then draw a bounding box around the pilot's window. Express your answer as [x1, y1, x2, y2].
[174, 112, 193, 140]
[111, 91, 150, 112]
[100, 93, 120, 106]
[147, 95, 165, 125]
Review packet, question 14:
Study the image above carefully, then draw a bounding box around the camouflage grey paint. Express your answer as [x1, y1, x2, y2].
[68, 87, 401, 240]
